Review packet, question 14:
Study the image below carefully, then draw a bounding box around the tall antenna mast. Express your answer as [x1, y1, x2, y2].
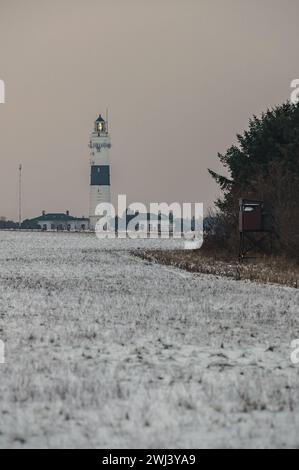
[18, 164, 22, 229]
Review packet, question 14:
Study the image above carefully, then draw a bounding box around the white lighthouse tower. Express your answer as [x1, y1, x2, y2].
[89, 113, 111, 230]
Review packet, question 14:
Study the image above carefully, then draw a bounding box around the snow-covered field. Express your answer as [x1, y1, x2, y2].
[0, 231, 299, 449]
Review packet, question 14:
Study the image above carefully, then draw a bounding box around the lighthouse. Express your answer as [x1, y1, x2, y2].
[89, 113, 111, 230]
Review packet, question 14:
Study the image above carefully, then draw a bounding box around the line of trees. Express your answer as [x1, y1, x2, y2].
[0, 218, 18, 229]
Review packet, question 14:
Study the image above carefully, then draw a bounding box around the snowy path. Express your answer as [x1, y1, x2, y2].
[0, 231, 299, 448]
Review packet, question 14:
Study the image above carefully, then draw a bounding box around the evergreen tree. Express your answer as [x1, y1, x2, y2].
[209, 101, 299, 256]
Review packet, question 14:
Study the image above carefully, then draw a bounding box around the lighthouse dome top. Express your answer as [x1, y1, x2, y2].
[95, 114, 105, 123]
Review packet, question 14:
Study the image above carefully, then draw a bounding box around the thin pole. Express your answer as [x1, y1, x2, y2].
[19, 164, 22, 229]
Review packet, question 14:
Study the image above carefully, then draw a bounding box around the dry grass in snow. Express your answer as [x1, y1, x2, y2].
[0, 231, 299, 448]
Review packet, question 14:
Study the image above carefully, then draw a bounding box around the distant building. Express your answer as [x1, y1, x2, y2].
[22, 211, 89, 231]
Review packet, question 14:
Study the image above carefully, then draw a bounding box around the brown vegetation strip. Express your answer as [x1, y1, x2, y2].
[133, 250, 299, 288]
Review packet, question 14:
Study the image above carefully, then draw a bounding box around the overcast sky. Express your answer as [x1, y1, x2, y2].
[0, 0, 298, 220]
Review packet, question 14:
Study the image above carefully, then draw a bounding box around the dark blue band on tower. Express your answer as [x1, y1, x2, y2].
[90, 165, 110, 186]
